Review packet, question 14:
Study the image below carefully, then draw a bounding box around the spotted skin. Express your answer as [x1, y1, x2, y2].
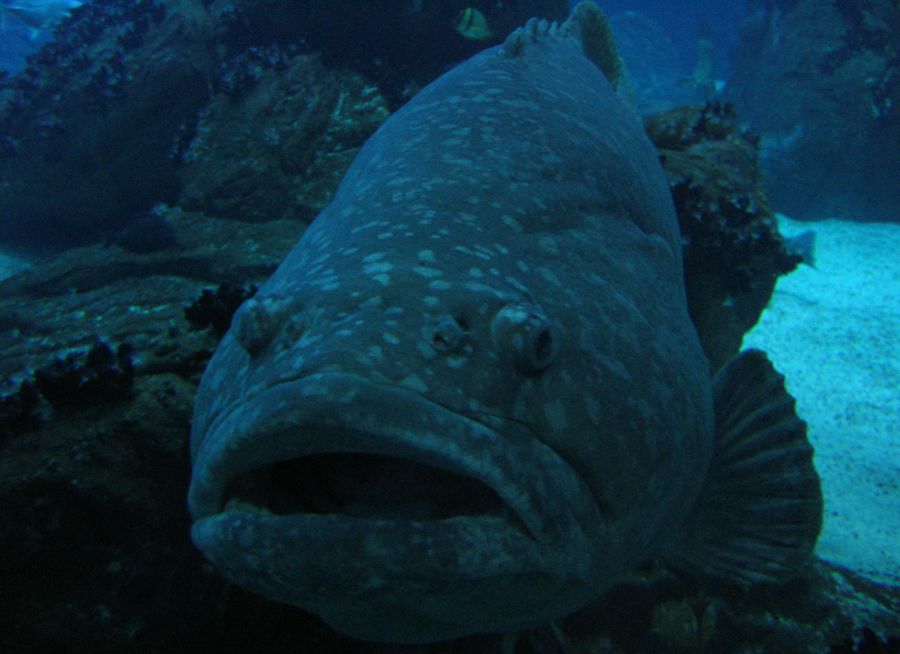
[189, 6, 714, 644]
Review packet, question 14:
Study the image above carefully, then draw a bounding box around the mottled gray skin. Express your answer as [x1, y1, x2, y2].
[189, 12, 712, 644]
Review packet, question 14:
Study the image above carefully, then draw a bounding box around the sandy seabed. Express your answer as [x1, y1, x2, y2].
[743, 215, 899, 585]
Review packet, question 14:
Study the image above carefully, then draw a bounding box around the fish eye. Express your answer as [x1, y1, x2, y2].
[428, 315, 467, 353]
[491, 303, 560, 374]
[526, 325, 558, 371]
[232, 295, 289, 357]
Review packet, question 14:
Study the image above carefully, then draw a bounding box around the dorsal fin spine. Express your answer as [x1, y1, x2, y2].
[499, 2, 623, 90]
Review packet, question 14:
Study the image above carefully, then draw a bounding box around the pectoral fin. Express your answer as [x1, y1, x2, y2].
[670, 349, 823, 586]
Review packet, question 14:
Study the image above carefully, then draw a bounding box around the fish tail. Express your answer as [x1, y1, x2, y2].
[670, 349, 823, 586]
[500, 2, 623, 89]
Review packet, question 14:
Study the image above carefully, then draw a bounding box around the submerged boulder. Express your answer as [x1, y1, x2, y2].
[728, 0, 900, 221]
[645, 102, 800, 371]
[0, 0, 566, 253]
[0, 0, 218, 251]
[179, 52, 390, 223]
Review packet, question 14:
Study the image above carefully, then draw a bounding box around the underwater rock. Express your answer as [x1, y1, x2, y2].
[179, 53, 390, 223]
[0, 208, 301, 386]
[830, 627, 900, 654]
[728, 0, 900, 221]
[0, 380, 42, 446]
[205, 0, 567, 109]
[0, 372, 210, 653]
[0, 0, 217, 252]
[32, 340, 135, 413]
[184, 283, 258, 337]
[109, 209, 178, 254]
[645, 102, 800, 372]
[0, 339, 136, 445]
[550, 557, 900, 654]
[0, 0, 566, 254]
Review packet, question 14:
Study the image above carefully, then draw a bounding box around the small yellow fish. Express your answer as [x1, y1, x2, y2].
[454, 7, 492, 41]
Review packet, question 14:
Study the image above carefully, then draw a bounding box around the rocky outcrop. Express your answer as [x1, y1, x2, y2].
[179, 53, 390, 223]
[0, 0, 567, 253]
[728, 0, 900, 221]
[0, 0, 218, 251]
[645, 102, 799, 372]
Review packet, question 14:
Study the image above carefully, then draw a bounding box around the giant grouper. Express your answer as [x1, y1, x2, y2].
[188, 2, 823, 643]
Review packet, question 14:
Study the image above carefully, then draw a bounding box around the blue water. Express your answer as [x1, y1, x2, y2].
[2, 1, 752, 78]
[583, 0, 750, 77]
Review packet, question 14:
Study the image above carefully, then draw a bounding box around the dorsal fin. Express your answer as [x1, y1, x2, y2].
[499, 16, 557, 59]
[561, 2, 623, 88]
[500, 2, 623, 89]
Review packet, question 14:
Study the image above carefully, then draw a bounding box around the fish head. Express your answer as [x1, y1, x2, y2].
[187, 3, 711, 641]
[188, 227, 620, 642]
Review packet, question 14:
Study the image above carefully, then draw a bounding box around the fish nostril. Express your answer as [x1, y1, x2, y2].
[232, 295, 290, 357]
[427, 315, 468, 353]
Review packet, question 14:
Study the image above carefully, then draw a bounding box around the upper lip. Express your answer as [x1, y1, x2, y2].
[189, 373, 591, 545]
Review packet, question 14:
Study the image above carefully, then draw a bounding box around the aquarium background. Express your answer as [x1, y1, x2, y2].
[0, 0, 897, 652]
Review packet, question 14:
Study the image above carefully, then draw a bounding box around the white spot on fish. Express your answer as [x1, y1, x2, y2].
[423, 296, 440, 307]
[362, 252, 386, 263]
[387, 176, 415, 187]
[416, 341, 437, 360]
[505, 276, 529, 294]
[352, 220, 383, 234]
[468, 267, 483, 278]
[413, 266, 443, 278]
[400, 374, 429, 393]
[383, 333, 401, 345]
[364, 261, 393, 276]
[539, 267, 563, 286]
[417, 250, 436, 263]
[429, 280, 452, 291]
[373, 274, 391, 286]
[538, 236, 559, 255]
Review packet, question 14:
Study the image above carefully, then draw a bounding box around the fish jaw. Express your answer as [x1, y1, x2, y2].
[189, 372, 609, 642]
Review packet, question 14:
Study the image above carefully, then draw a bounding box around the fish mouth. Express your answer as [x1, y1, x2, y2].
[188, 373, 602, 641]
[218, 450, 526, 531]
